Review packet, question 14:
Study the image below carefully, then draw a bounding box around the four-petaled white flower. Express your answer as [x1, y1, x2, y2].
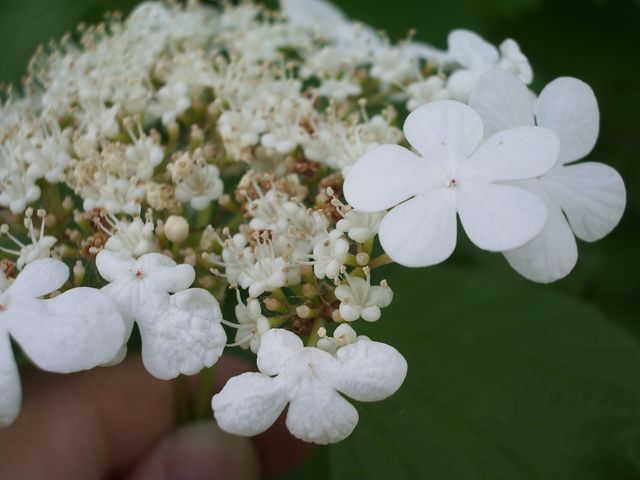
[469, 69, 626, 282]
[335, 273, 393, 322]
[344, 100, 560, 267]
[96, 250, 226, 379]
[0, 259, 126, 426]
[212, 328, 407, 444]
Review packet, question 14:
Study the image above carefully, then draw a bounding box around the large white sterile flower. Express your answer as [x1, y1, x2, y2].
[344, 100, 560, 267]
[469, 70, 626, 282]
[446, 29, 532, 102]
[0, 259, 126, 427]
[96, 251, 226, 379]
[212, 328, 407, 444]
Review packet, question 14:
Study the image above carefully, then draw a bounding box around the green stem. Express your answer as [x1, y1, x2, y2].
[369, 253, 393, 269]
[271, 288, 288, 306]
[306, 317, 326, 347]
[363, 237, 374, 255]
[268, 315, 289, 328]
[196, 204, 213, 229]
[344, 254, 358, 267]
[194, 366, 216, 419]
[171, 241, 181, 260]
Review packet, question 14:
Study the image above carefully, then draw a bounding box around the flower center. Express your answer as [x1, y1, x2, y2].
[135, 270, 144, 279]
[447, 178, 457, 187]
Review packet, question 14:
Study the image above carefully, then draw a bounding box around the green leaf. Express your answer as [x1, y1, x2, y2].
[329, 265, 640, 479]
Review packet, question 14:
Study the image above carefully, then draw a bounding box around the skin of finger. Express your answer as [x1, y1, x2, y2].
[0, 357, 175, 480]
[0, 355, 313, 479]
[124, 421, 261, 480]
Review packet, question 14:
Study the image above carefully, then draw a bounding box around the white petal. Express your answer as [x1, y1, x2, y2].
[334, 339, 407, 402]
[457, 183, 548, 251]
[403, 41, 456, 66]
[287, 381, 358, 444]
[448, 29, 499, 68]
[5, 288, 126, 373]
[379, 189, 457, 267]
[464, 126, 559, 182]
[95, 250, 134, 282]
[213, 372, 288, 436]
[446, 69, 480, 103]
[469, 69, 535, 137]
[7, 258, 68, 299]
[535, 77, 599, 164]
[543, 162, 626, 242]
[138, 289, 226, 380]
[504, 180, 578, 283]
[257, 328, 304, 376]
[0, 331, 21, 427]
[343, 145, 429, 212]
[403, 100, 483, 167]
[138, 253, 195, 293]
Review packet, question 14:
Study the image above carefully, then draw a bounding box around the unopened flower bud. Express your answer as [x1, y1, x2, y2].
[302, 283, 317, 297]
[296, 304, 312, 318]
[263, 296, 281, 312]
[73, 261, 86, 287]
[334, 323, 357, 346]
[164, 215, 189, 243]
[356, 252, 370, 266]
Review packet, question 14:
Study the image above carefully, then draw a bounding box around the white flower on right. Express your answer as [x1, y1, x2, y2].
[212, 328, 407, 444]
[344, 100, 560, 267]
[469, 69, 626, 282]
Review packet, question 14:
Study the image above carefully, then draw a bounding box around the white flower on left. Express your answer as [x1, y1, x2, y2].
[0, 258, 126, 427]
[212, 328, 407, 444]
[96, 251, 226, 379]
[344, 100, 560, 267]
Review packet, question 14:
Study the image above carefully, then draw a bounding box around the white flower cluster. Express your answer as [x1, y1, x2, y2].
[0, 0, 626, 445]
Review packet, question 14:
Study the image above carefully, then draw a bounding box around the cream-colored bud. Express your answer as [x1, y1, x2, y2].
[73, 261, 86, 287]
[263, 296, 281, 312]
[164, 215, 189, 243]
[296, 304, 311, 318]
[355, 252, 370, 266]
[334, 323, 357, 346]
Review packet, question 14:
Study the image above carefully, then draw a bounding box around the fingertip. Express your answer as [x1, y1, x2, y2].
[125, 421, 260, 480]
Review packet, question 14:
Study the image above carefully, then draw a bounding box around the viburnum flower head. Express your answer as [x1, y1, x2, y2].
[344, 100, 560, 267]
[96, 251, 226, 379]
[212, 329, 407, 444]
[469, 69, 626, 282]
[0, 259, 126, 426]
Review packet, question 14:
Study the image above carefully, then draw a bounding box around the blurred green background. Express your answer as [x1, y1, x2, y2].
[1, 0, 639, 478]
